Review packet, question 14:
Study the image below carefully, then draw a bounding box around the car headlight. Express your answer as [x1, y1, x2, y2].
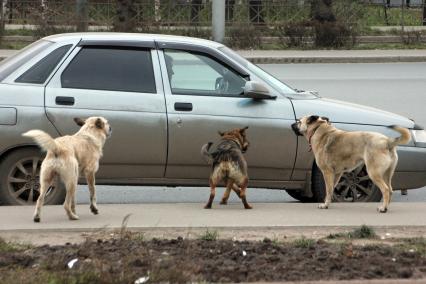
[412, 130, 426, 143]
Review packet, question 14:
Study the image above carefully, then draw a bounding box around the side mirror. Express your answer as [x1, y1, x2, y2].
[243, 81, 277, 100]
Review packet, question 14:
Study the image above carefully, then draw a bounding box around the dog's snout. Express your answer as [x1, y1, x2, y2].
[291, 122, 302, 136]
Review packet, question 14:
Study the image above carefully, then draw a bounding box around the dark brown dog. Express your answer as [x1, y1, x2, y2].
[201, 127, 252, 209]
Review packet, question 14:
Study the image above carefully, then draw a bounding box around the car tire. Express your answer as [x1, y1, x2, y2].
[285, 189, 315, 203]
[0, 148, 65, 205]
[311, 162, 382, 203]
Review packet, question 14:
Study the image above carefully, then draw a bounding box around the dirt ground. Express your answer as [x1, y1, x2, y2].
[1, 228, 426, 284]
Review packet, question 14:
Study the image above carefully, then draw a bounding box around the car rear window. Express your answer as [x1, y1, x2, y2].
[0, 40, 53, 82]
[61, 46, 156, 93]
[15, 44, 72, 84]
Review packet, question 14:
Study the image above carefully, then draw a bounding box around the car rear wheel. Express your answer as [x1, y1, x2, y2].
[311, 163, 382, 203]
[0, 148, 65, 205]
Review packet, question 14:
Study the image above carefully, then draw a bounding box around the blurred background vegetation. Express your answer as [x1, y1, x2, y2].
[0, 0, 425, 49]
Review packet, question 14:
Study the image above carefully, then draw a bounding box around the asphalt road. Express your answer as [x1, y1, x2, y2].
[78, 62, 426, 205]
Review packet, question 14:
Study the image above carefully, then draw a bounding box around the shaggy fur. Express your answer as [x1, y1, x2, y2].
[23, 117, 111, 222]
[201, 127, 252, 209]
[292, 115, 410, 213]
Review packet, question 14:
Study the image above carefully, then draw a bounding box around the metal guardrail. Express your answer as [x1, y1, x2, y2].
[0, 0, 425, 29]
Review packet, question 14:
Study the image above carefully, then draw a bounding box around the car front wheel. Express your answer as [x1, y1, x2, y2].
[311, 163, 382, 203]
[0, 148, 65, 205]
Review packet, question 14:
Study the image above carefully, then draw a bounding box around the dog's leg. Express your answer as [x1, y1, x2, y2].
[204, 178, 216, 209]
[63, 163, 79, 220]
[369, 173, 391, 213]
[367, 159, 392, 213]
[239, 177, 252, 209]
[384, 152, 398, 202]
[33, 168, 55, 223]
[64, 180, 79, 220]
[231, 183, 242, 198]
[86, 172, 99, 215]
[220, 180, 233, 205]
[71, 191, 77, 215]
[319, 170, 335, 209]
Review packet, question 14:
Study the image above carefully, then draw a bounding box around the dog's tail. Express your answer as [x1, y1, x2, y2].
[201, 142, 214, 164]
[23, 130, 58, 153]
[387, 125, 411, 148]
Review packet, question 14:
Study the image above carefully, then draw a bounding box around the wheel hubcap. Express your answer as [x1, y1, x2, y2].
[333, 166, 376, 202]
[7, 157, 52, 205]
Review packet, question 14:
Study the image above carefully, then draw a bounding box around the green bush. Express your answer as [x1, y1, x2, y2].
[278, 20, 312, 48]
[226, 24, 262, 49]
[313, 20, 357, 48]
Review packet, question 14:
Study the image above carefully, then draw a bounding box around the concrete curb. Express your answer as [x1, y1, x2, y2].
[1, 50, 426, 64]
[2, 55, 425, 64]
[245, 56, 426, 64]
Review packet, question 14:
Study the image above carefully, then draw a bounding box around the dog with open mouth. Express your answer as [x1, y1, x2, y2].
[292, 115, 410, 213]
[201, 126, 252, 209]
[23, 116, 112, 222]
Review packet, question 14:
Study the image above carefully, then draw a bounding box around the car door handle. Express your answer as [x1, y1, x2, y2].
[174, 102, 193, 111]
[55, 96, 75, 106]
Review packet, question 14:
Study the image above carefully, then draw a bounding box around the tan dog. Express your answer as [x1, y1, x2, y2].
[201, 127, 252, 209]
[292, 115, 410, 213]
[23, 117, 111, 222]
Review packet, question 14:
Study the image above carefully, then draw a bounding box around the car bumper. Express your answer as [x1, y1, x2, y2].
[393, 146, 426, 190]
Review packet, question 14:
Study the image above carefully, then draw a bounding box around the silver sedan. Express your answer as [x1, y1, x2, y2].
[0, 33, 425, 205]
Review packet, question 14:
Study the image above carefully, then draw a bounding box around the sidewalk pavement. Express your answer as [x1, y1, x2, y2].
[2, 202, 426, 232]
[1, 49, 426, 64]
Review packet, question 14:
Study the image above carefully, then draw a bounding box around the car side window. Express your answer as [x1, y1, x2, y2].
[61, 46, 156, 93]
[15, 44, 72, 84]
[164, 49, 246, 97]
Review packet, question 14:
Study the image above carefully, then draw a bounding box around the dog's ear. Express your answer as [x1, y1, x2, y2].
[74, 117, 86, 127]
[240, 126, 249, 133]
[321, 116, 330, 123]
[307, 115, 319, 124]
[95, 118, 105, 129]
[218, 131, 225, 136]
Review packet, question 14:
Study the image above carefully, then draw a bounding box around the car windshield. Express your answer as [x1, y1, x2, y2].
[219, 46, 296, 95]
[0, 40, 52, 82]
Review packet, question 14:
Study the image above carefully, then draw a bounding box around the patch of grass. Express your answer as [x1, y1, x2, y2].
[0, 41, 29, 50]
[355, 42, 426, 49]
[293, 237, 315, 249]
[119, 213, 132, 240]
[326, 232, 347, 239]
[132, 232, 145, 242]
[0, 269, 101, 284]
[349, 225, 377, 239]
[0, 237, 32, 252]
[398, 237, 426, 256]
[326, 225, 377, 240]
[198, 229, 219, 241]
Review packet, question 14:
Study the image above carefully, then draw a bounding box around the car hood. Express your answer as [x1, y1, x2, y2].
[291, 97, 414, 129]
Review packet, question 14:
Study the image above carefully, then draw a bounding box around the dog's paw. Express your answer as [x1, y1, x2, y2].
[220, 200, 227, 205]
[244, 204, 253, 209]
[318, 204, 328, 209]
[204, 205, 212, 209]
[90, 205, 99, 215]
[377, 206, 388, 213]
[69, 214, 80, 220]
[33, 216, 40, 223]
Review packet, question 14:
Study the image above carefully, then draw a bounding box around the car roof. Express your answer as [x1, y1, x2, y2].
[44, 32, 224, 49]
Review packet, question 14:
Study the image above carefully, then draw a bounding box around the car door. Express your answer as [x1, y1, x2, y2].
[44, 40, 167, 179]
[158, 43, 297, 184]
